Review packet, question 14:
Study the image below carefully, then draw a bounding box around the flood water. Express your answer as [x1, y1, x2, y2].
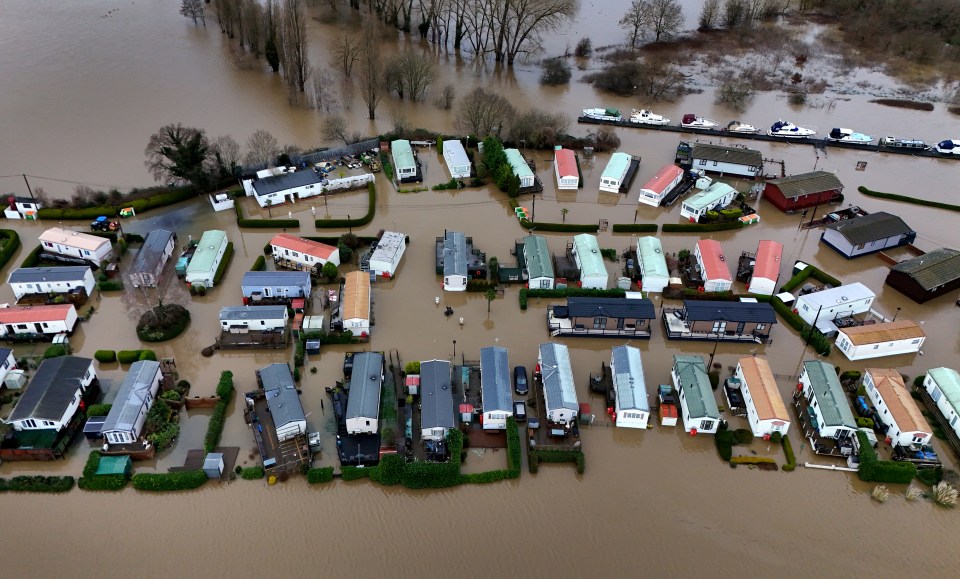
[2, 1, 960, 576]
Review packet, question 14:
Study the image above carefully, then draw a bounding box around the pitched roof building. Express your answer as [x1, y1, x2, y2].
[886, 248, 960, 303]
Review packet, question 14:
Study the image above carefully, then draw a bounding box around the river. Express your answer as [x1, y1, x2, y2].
[2, 0, 960, 577]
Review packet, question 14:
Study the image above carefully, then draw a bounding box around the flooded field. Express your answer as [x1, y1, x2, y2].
[2, 0, 960, 576]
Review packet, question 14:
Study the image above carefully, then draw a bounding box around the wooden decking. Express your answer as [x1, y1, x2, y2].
[792, 393, 855, 458]
[216, 329, 288, 349]
[661, 309, 766, 343]
[246, 393, 309, 474]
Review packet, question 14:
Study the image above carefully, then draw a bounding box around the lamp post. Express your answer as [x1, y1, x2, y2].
[347, 214, 352, 234]
[452, 340, 457, 358]
[892, 307, 901, 322]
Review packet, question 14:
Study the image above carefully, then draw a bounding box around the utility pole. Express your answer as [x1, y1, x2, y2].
[22, 174, 35, 200]
[531, 193, 536, 222]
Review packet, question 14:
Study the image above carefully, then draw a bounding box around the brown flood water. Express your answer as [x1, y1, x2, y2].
[2, 1, 960, 576]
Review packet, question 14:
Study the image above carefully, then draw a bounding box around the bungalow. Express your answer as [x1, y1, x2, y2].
[480, 346, 513, 431]
[798, 360, 857, 454]
[636, 236, 669, 293]
[4, 356, 96, 432]
[694, 239, 732, 292]
[38, 228, 113, 265]
[885, 248, 960, 304]
[538, 343, 578, 426]
[821, 211, 916, 258]
[638, 164, 685, 207]
[392, 139, 420, 183]
[241, 166, 374, 207]
[690, 143, 762, 178]
[505, 149, 535, 188]
[219, 305, 289, 333]
[671, 355, 719, 434]
[611, 345, 650, 429]
[441, 231, 469, 292]
[100, 360, 163, 445]
[523, 234, 554, 289]
[680, 181, 738, 221]
[128, 229, 176, 288]
[599, 152, 633, 193]
[763, 171, 844, 213]
[735, 356, 791, 437]
[420, 359, 455, 441]
[863, 368, 931, 448]
[259, 363, 306, 442]
[836, 320, 926, 361]
[548, 297, 655, 338]
[794, 282, 875, 334]
[345, 352, 384, 435]
[923, 368, 960, 439]
[340, 271, 371, 337]
[572, 234, 608, 289]
[367, 231, 406, 278]
[442, 139, 471, 179]
[185, 230, 228, 288]
[8, 266, 95, 301]
[0, 304, 78, 338]
[554, 147, 579, 190]
[270, 233, 340, 273]
[662, 300, 776, 342]
[241, 271, 312, 304]
[746, 240, 783, 296]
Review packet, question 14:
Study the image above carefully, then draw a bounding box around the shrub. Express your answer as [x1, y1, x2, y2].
[250, 255, 266, 271]
[307, 467, 335, 484]
[96, 280, 124, 291]
[132, 470, 207, 491]
[527, 449, 585, 474]
[519, 220, 598, 233]
[914, 375, 926, 389]
[0, 230, 21, 272]
[857, 431, 917, 484]
[716, 430, 736, 461]
[205, 371, 235, 453]
[0, 475, 75, 493]
[856, 417, 875, 429]
[43, 344, 68, 359]
[574, 37, 592, 57]
[94, 350, 117, 363]
[839, 370, 862, 383]
[770, 431, 782, 444]
[241, 466, 265, 480]
[378, 453, 406, 486]
[733, 429, 753, 444]
[782, 434, 797, 471]
[78, 451, 129, 491]
[87, 403, 112, 417]
[466, 280, 494, 292]
[147, 422, 180, 452]
[611, 224, 658, 233]
[137, 303, 191, 342]
[341, 466, 372, 481]
[160, 390, 182, 401]
[118, 350, 142, 364]
[321, 261, 339, 281]
[540, 57, 572, 86]
[20, 244, 43, 268]
[212, 242, 234, 285]
[729, 456, 777, 465]
[917, 466, 944, 486]
[662, 222, 745, 233]
[403, 361, 421, 375]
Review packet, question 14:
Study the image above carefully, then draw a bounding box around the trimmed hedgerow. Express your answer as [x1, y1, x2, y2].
[240, 466, 265, 480]
[662, 221, 745, 233]
[118, 350, 155, 364]
[212, 242, 234, 286]
[611, 223, 658, 233]
[315, 182, 376, 229]
[0, 475, 75, 493]
[43, 344, 68, 359]
[0, 230, 21, 272]
[780, 265, 842, 293]
[235, 202, 300, 229]
[341, 466, 372, 481]
[250, 255, 266, 271]
[132, 469, 207, 491]
[782, 434, 797, 471]
[86, 403, 112, 417]
[730, 456, 777, 466]
[205, 371, 235, 454]
[857, 431, 917, 484]
[94, 350, 117, 363]
[519, 220, 599, 233]
[858, 185, 960, 213]
[528, 449, 585, 474]
[307, 467, 335, 484]
[78, 451, 129, 491]
[377, 453, 406, 486]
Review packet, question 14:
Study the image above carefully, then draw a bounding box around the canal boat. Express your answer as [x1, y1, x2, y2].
[680, 113, 719, 129]
[725, 120, 760, 134]
[934, 139, 960, 155]
[629, 108, 670, 125]
[878, 136, 927, 149]
[827, 127, 874, 143]
[582, 108, 622, 122]
[768, 119, 816, 138]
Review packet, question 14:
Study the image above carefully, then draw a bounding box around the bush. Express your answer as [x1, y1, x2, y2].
[857, 431, 917, 484]
[0, 230, 21, 272]
[780, 265, 842, 293]
[137, 303, 191, 342]
[205, 371, 235, 453]
[404, 361, 421, 375]
[241, 466, 265, 480]
[235, 202, 300, 229]
[378, 453, 406, 486]
[0, 475, 75, 493]
[540, 57, 572, 86]
[250, 255, 266, 271]
[782, 435, 797, 471]
[147, 422, 180, 452]
[315, 182, 376, 229]
[574, 37, 592, 57]
[839, 370, 862, 383]
[94, 350, 117, 363]
[527, 449, 585, 474]
[132, 470, 207, 491]
[19, 244, 43, 268]
[856, 417, 875, 429]
[212, 242, 234, 286]
[519, 220, 598, 233]
[917, 466, 944, 486]
[118, 350, 141, 364]
[341, 466, 372, 481]
[307, 467, 335, 484]
[611, 224, 658, 233]
[733, 429, 753, 444]
[466, 280, 494, 292]
[716, 430, 736, 461]
[43, 344, 68, 359]
[87, 403, 112, 417]
[662, 221, 745, 233]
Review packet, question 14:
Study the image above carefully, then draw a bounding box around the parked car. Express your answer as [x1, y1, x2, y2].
[513, 401, 526, 423]
[513, 365, 528, 395]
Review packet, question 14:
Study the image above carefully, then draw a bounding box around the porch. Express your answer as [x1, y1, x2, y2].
[792, 393, 855, 458]
[216, 329, 288, 349]
[548, 310, 652, 339]
[661, 309, 766, 343]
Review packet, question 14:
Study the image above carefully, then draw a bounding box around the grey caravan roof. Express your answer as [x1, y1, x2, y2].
[346, 352, 384, 421]
[130, 230, 175, 273]
[803, 360, 856, 429]
[612, 346, 649, 412]
[480, 346, 512, 413]
[219, 305, 288, 322]
[443, 231, 468, 278]
[539, 343, 578, 411]
[101, 361, 161, 434]
[8, 266, 90, 284]
[420, 360, 455, 430]
[8, 356, 92, 423]
[260, 364, 305, 428]
[241, 271, 312, 293]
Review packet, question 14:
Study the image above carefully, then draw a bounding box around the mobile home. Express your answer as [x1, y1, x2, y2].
[735, 356, 790, 437]
[442, 139, 471, 179]
[636, 236, 669, 293]
[572, 234, 608, 289]
[259, 363, 306, 442]
[746, 240, 783, 296]
[680, 181, 738, 221]
[923, 368, 960, 439]
[100, 361, 163, 444]
[611, 346, 650, 429]
[241, 271, 312, 304]
[794, 282, 875, 334]
[836, 320, 926, 361]
[694, 239, 732, 292]
[599, 152, 633, 193]
[505, 149, 535, 188]
[128, 229, 176, 288]
[554, 148, 579, 190]
[863, 368, 930, 448]
[671, 355, 719, 434]
[345, 352, 384, 435]
[340, 271, 371, 337]
[0, 304, 78, 338]
[522, 234, 554, 289]
[420, 360, 454, 441]
[4, 356, 96, 432]
[185, 230, 228, 288]
[8, 267, 94, 301]
[270, 233, 340, 273]
[38, 228, 113, 265]
[480, 346, 513, 431]
[538, 343, 578, 426]
[638, 164, 685, 207]
[392, 139, 420, 183]
[367, 231, 407, 278]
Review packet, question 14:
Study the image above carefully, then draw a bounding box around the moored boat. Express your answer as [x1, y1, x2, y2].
[629, 108, 670, 125]
[680, 114, 719, 129]
[934, 139, 960, 155]
[827, 127, 874, 143]
[725, 120, 760, 134]
[768, 119, 816, 138]
[582, 107, 623, 122]
[878, 136, 927, 149]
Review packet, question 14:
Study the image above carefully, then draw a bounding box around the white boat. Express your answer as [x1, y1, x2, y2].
[934, 139, 960, 155]
[768, 119, 816, 138]
[726, 120, 760, 134]
[629, 108, 670, 125]
[680, 114, 719, 129]
[582, 107, 623, 122]
[827, 128, 874, 143]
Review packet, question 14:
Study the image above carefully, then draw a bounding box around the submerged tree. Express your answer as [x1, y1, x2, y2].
[179, 0, 206, 26]
[620, 0, 684, 45]
[279, 0, 309, 92]
[244, 129, 280, 167]
[455, 87, 515, 138]
[264, 0, 281, 72]
[143, 124, 212, 190]
[209, 135, 241, 178]
[358, 18, 385, 120]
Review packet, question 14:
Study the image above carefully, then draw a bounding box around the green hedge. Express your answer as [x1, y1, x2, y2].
[132, 469, 207, 491]
[520, 287, 626, 310]
[466, 280, 494, 292]
[404, 361, 421, 375]
[780, 264, 842, 293]
[377, 453, 406, 486]
[730, 456, 777, 465]
[212, 242, 234, 286]
[662, 221, 745, 233]
[519, 220, 599, 233]
[315, 182, 376, 229]
[43, 344, 68, 359]
[0, 230, 21, 272]
[611, 223, 658, 233]
[147, 422, 180, 453]
[307, 467, 335, 484]
[205, 371, 235, 453]
[341, 465, 372, 481]
[858, 186, 960, 213]
[401, 429, 464, 489]
[782, 434, 797, 471]
[20, 245, 43, 268]
[856, 417, 875, 428]
[97, 280, 124, 291]
[528, 449, 585, 474]
[118, 350, 155, 364]
[94, 350, 117, 363]
[857, 431, 917, 484]
[250, 255, 266, 271]
[716, 430, 736, 461]
[240, 466, 265, 480]
[459, 418, 522, 484]
[78, 451, 129, 491]
[0, 475, 75, 493]
[37, 186, 200, 220]
[235, 201, 300, 228]
[87, 403, 112, 417]
[916, 466, 943, 486]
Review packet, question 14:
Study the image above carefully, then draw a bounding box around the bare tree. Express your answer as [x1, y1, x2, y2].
[402, 51, 435, 102]
[244, 129, 280, 166]
[358, 19, 385, 120]
[319, 114, 362, 145]
[279, 0, 309, 92]
[620, 0, 684, 45]
[620, 0, 646, 47]
[241, 0, 263, 56]
[331, 35, 361, 77]
[210, 0, 237, 36]
[264, 0, 281, 72]
[509, 108, 568, 148]
[435, 84, 456, 110]
[309, 67, 338, 112]
[210, 135, 241, 177]
[179, 0, 206, 26]
[500, 0, 579, 65]
[699, 0, 720, 30]
[455, 87, 515, 137]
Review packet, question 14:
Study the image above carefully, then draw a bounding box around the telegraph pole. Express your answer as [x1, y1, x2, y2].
[22, 174, 36, 200]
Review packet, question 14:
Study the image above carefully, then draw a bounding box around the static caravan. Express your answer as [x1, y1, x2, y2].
[242, 166, 322, 208]
[38, 228, 112, 265]
[735, 356, 790, 437]
[259, 364, 306, 442]
[554, 148, 579, 190]
[368, 231, 406, 278]
[442, 139, 471, 179]
[611, 346, 650, 429]
[345, 352, 384, 435]
[636, 236, 669, 293]
[836, 320, 926, 361]
[523, 234, 554, 290]
[923, 368, 960, 440]
[690, 143, 762, 179]
[0, 304, 78, 338]
[572, 234, 608, 289]
[599, 152, 633, 193]
[8, 266, 95, 301]
[270, 233, 340, 272]
[480, 346, 513, 431]
[695, 239, 732, 292]
[129, 229, 176, 288]
[341, 271, 371, 337]
[864, 368, 930, 448]
[671, 355, 719, 434]
[100, 360, 163, 444]
[794, 282, 875, 334]
[538, 343, 578, 426]
[219, 305, 288, 333]
[420, 360, 455, 441]
[547, 297, 655, 339]
[442, 231, 469, 292]
[4, 356, 95, 432]
[638, 164, 685, 207]
[821, 212, 916, 259]
[185, 230, 228, 288]
[680, 182, 737, 221]
[241, 271, 311, 304]
[746, 240, 783, 296]
[505, 149, 535, 188]
[799, 360, 857, 448]
[392, 139, 419, 183]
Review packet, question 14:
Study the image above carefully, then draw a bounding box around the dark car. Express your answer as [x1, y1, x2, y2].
[513, 401, 527, 423]
[513, 366, 529, 395]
